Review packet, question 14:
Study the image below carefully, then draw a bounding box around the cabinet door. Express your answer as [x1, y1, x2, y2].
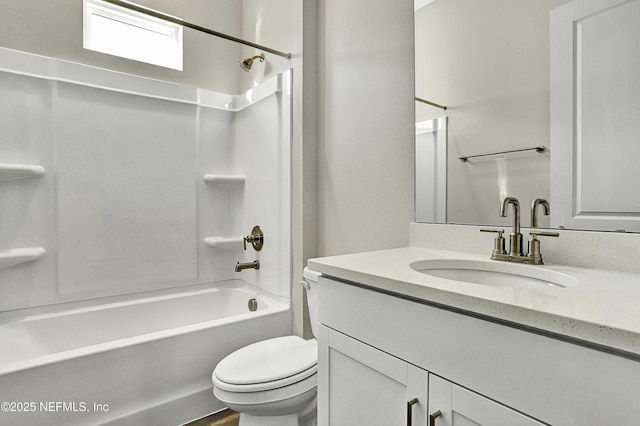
[550, 0, 640, 232]
[318, 326, 428, 426]
[428, 374, 544, 426]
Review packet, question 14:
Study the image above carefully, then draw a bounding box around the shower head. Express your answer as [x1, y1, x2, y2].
[240, 53, 265, 72]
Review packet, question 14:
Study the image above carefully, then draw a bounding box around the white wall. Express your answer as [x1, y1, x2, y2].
[0, 0, 242, 93]
[316, 0, 415, 256]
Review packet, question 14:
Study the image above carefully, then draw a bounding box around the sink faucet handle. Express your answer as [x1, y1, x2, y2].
[527, 231, 559, 264]
[480, 228, 504, 235]
[528, 230, 560, 238]
[480, 228, 507, 256]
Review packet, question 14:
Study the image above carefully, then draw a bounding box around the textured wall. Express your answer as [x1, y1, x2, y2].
[316, 0, 415, 256]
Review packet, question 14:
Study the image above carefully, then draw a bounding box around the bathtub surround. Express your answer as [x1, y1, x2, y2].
[0, 47, 292, 425]
[0, 0, 314, 340]
[0, 47, 291, 311]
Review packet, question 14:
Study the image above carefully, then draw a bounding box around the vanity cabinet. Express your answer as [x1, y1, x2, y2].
[320, 325, 543, 426]
[316, 276, 640, 425]
[320, 326, 428, 425]
[428, 374, 544, 426]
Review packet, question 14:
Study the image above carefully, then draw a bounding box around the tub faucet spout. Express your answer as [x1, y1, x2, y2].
[235, 260, 260, 272]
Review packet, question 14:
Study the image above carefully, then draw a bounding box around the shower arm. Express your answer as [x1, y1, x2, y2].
[102, 0, 292, 60]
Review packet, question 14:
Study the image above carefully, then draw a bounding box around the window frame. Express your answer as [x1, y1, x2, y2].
[83, 0, 184, 71]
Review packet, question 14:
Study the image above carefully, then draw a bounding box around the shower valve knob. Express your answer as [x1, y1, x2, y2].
[244, 226, 264, 251]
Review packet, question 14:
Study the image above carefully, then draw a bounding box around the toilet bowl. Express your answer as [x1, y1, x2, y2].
[212, 268, 320, 426]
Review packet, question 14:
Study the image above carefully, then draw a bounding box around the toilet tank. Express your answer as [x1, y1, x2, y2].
[302, 267, 321, 338]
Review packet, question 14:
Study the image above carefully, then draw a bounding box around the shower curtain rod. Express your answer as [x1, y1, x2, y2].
[415, 97, 447, 110]
[102, 0, 292, 60]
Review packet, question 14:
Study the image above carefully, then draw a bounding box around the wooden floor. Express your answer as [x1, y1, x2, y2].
[185, 409, 240, 426]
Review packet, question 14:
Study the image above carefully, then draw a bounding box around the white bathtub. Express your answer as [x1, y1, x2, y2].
[0, 281, 291, 426]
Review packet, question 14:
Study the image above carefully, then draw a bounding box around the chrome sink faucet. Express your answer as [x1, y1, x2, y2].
[500, 197, 524, 256]
[481, 197, 559, 265]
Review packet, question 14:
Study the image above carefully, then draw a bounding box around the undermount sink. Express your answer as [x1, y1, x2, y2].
[410, 259, 579, 289]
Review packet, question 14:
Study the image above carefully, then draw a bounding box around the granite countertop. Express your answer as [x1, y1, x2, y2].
[308, 246, 640, 356]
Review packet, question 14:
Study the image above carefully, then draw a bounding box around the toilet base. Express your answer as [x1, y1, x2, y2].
[235, 395, 317, 426]
[239, 413, 298, 426]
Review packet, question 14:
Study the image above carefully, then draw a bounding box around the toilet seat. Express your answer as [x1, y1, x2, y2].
[213, 336, 318, 393]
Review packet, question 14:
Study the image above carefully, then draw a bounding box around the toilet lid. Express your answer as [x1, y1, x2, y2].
[215, 336, 317, 385]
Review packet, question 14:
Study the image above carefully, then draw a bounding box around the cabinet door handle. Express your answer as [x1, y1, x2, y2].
[429, 409, 442, 426]
[406, 397, 419, 426]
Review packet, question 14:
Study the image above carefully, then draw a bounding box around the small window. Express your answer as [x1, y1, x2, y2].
[83, 0, 183, 70]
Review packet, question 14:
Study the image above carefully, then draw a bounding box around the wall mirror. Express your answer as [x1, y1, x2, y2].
[415, 0, 640, 233]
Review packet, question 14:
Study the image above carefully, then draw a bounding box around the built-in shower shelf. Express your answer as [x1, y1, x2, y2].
[204, 236, 244, 249]
[0, 247, 46, 270]
[203, 174, 246, 184]
[0, 164, 46, 182]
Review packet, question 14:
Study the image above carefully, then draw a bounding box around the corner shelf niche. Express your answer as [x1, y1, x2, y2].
[202, 174, 245, 250]
[203, 236, 244, 249]
[0, 247, 46, 270]
[0, 164, 46, 182]
[203, 174, 245, 184]
[0, 165, 46, 269]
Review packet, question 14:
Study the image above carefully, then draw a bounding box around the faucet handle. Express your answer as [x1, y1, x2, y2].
[528, 230, 560, 238]
[244, 226, 264, 251]
[480, 228, 504, 235]
[480, 228, 507, 256]
[527, 231, 559, 264]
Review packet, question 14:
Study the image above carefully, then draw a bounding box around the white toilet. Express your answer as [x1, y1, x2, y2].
[211, 268, 320, 426]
